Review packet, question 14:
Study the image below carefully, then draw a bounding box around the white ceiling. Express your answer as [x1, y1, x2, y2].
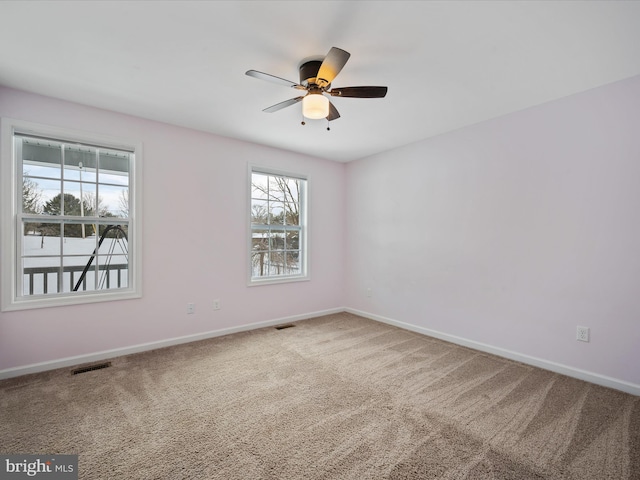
[1, 1, 640, 162]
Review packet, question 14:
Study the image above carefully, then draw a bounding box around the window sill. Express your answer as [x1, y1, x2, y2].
[2, 289, 141, 312]
[248, 275, 310, 287]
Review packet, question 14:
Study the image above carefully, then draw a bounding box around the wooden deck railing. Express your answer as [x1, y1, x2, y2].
[23, 264, 128, 295]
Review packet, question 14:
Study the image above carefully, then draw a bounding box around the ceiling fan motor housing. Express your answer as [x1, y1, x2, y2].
[299, 60, 329, 89]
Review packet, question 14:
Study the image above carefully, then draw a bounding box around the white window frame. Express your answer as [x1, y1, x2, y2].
[1, 118, 143, 311]
[248, 165, 309, 286]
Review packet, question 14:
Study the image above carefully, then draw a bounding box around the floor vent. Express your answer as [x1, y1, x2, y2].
[71, 362, 112, 375]
[275, 324, 295, 330]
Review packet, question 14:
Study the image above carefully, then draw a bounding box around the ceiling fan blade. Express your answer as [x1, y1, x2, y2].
[327, 101, 340, 121]
[316, 47, 351, 87]
[263, 96, 305, 113]
[329, 86, 388, 98]
[246, 70, 306, 90]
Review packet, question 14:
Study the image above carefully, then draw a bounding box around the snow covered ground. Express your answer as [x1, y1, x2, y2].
[21, 234, 128, 295]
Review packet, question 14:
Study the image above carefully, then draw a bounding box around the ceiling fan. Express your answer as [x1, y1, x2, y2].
[246, 47, 388, 127]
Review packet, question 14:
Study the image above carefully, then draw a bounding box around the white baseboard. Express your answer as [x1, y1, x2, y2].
[4, 306, 638, 397]
[0, 307, 344, 380]
[345, 307, 640, 397]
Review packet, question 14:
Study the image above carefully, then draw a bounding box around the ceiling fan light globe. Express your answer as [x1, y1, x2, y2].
[302, 94, 329, 119]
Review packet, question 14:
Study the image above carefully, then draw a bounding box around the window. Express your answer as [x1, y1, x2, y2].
[249, 167, 307, 284]
[1, 119, 142, 311]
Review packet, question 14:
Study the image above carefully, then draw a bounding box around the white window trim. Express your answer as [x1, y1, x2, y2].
[247, 164, 309, 286]
[0, 118, 143, 311]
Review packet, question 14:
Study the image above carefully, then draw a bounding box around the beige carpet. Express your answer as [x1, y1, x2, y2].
[1, 312, 638, 479]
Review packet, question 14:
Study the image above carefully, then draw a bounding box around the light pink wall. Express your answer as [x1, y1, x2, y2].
[345, 75, 640, 386]
[0, 87, 346, 371]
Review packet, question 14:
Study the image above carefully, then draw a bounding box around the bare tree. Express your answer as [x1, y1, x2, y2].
[82, 192, 110, 217]
[251, 176, 300, 225]
[22, 175, 42, 235]
[118, 189, 129, 217]
[250, 175, 301, 276]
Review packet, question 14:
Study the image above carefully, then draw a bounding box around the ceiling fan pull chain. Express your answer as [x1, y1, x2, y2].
[327, 119, 330, 131]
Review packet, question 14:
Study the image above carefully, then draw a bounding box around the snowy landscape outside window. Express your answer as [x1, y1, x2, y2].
[1, 119, 142, 311]
[250, 168, 307, 284]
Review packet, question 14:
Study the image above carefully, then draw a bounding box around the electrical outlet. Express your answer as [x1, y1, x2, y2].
[187, 303, 195, 314]
[213, 299, 221, 311]
[576, 326, 590, 342]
